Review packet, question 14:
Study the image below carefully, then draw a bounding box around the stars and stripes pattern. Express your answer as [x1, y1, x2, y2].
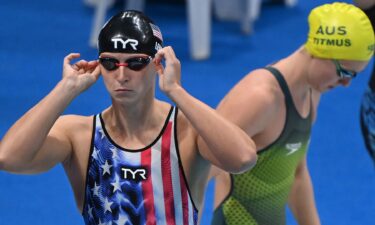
[82, 107, 198, 225]
[150, 23, 163, 42]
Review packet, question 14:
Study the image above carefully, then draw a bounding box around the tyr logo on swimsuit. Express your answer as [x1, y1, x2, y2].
[121, 167, 148, 181]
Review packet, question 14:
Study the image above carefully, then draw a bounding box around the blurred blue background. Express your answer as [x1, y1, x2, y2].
[0, 0, 374, 224]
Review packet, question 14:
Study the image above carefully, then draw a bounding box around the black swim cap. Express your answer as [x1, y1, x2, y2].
[98, 10, 163, 57]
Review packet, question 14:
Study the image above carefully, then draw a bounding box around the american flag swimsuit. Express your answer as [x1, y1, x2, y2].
[82, 106, 198, 225]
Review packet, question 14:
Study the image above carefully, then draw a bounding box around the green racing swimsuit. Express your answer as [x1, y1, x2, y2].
[212, 67, 312, 225]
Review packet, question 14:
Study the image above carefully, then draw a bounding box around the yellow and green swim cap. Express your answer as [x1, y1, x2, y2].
[305, 2, 374, 61]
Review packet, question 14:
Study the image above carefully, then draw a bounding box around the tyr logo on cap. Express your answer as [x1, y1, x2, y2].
[111, 38, 139, 50]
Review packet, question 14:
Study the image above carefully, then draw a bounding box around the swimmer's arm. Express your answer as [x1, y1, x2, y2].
[0, 53, 100, 174]
[0, 83, 75, 173]
[215, 70, 282, 141]
[198, 70, 279, 173]
[197, 70, 282, 172]
[171, 86, 257, 174]
[155, 47, 257, 174]
[288, 157, 321, 225]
